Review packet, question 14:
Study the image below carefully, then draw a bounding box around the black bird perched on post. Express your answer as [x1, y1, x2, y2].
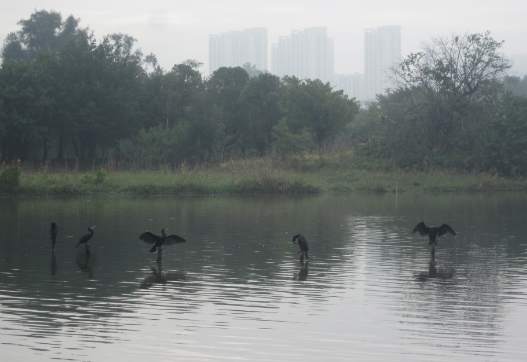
[76, 226, 95, 248]
[50, 222, 58, 250]
[412, 222, 456, 256]
[292, 234, 309, 259]
[140, 228, 186, 261]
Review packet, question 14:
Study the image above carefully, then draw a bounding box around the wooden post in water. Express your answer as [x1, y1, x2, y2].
[431, 243, 435, 257]
[85, 244, 90, 256]
[157, 249, 163, 262]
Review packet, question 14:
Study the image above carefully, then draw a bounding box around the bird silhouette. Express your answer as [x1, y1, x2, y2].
[412, 222, 456, 256]
[140, 228, 186, 253]
[292, 234, 309, 259]
[76, 226, 95, 248]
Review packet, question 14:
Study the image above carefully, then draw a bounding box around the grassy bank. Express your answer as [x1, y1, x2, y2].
[3, 155, 527, 195]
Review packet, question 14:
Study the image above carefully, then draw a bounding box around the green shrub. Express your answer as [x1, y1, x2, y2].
[0, 165, 21, 192]
[96, 169, 107, 183]
[81, 172, 92, 183]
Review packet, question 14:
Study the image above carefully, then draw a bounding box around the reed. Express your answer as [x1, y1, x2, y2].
[6, 155, 527, 195]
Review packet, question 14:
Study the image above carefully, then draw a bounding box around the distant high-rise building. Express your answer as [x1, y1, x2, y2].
[507, 54, 527, 78]
[364, 25, 401, 101]
[271, 27, 334, 83]
[209, 27, 268, 75]
[331, 73, 364, 101]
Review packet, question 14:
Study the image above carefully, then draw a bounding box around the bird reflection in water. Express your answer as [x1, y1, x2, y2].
[50, 250, 57, 276]
[295, 260, 309, 281]
[140, 263, 186, 289]
[76, 255, 94, 279]
[50, 222, 58, 251]
[416, 257, 455, 281]
[428, 257, 437, 278]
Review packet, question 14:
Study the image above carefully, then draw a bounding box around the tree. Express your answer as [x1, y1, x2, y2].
[239, 73, 282, 155]
[0, 54, 54, 161]
[51, 32, 145, 159]
[242, 63, 264, 78]
[483, 93, 527, 176]
[505, 76, 527, 97]
[281, 76, 358, 147]
[208, 66, 250, 155]
[272, 118, 311, 156]
[389, 32, 510, 155]
[1, 10, 86, 61]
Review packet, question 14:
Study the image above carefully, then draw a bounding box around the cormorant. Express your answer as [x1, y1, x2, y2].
[412, 222, 456, 255]
[292, 234, 309, 259]
[50, 222, 58, 250]
[140, 228, 186, 253]
[76, 226, 95, 248]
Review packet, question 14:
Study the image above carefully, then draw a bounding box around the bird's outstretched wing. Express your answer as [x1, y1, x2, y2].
[164, 234, 187, 245]
[438, 224, 456, 236]
[140, 232, 162, 245]
[412, 222, 429, 236]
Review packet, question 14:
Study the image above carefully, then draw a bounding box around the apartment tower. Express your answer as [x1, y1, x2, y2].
[271, 27, 334, 83]
[209, 27, 268, 74]
[364, 25, 401, 101]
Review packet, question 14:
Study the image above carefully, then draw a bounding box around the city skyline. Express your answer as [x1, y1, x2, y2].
[213, 25, 401, 102]
[2, 0, 526, 76]
[271, 27, 334, 83]
[209, 27, 268, 74]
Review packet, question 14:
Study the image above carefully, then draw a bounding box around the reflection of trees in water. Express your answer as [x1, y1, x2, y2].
[347, 212, 517, 353]
[1, 193, 526, 356]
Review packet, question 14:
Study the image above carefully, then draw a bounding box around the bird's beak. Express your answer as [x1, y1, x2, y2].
[92, 226, 96, 228]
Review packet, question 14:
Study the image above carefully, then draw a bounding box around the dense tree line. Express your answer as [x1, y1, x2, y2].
[349, 32, 527, 176]
[2, 10, 527, 177]
[0, 10, 358, 164]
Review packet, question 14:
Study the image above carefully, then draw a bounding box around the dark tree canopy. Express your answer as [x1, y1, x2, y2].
[2, 9, 87, 61]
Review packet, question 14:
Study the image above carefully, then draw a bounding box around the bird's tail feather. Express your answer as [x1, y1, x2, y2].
[149, 245, 157, 253]
[75, 243, 80, 248]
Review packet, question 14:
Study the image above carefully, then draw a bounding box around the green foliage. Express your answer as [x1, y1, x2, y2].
[272, 118, 312, 156]
[81, 172, 92, 183]
[2, 11, 526, 179]
[389, 32, 509, 158]
[505, 76, 527, 97]
[483, 94, 527, 176]
[96, 168, 107, 183]
[208, 66, 250, 155]
[0, 164, 21, 192]
[2, 10, 86, 61]
[241, 73, 282, 154]
[280, 76, 358, 147]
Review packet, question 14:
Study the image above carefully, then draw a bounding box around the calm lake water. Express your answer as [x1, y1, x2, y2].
[1, 193, 526, 361]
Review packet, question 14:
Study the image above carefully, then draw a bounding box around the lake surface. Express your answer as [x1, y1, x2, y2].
[0, 193, 526, 361]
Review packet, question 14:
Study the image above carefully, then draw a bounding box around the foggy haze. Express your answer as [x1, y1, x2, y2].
[1, 0, 526, 74]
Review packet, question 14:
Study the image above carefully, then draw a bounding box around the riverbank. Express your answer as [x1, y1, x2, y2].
[3, 156, 527, 195]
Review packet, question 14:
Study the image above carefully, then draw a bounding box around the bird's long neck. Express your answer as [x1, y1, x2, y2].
[89, 228, 94, 235]
[161, 229, 166, 239]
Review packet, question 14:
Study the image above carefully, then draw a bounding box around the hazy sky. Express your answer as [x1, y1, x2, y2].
[1, 0, 526, 75]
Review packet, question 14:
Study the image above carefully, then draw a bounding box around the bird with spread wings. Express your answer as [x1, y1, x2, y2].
[140, 228, 186, 253]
